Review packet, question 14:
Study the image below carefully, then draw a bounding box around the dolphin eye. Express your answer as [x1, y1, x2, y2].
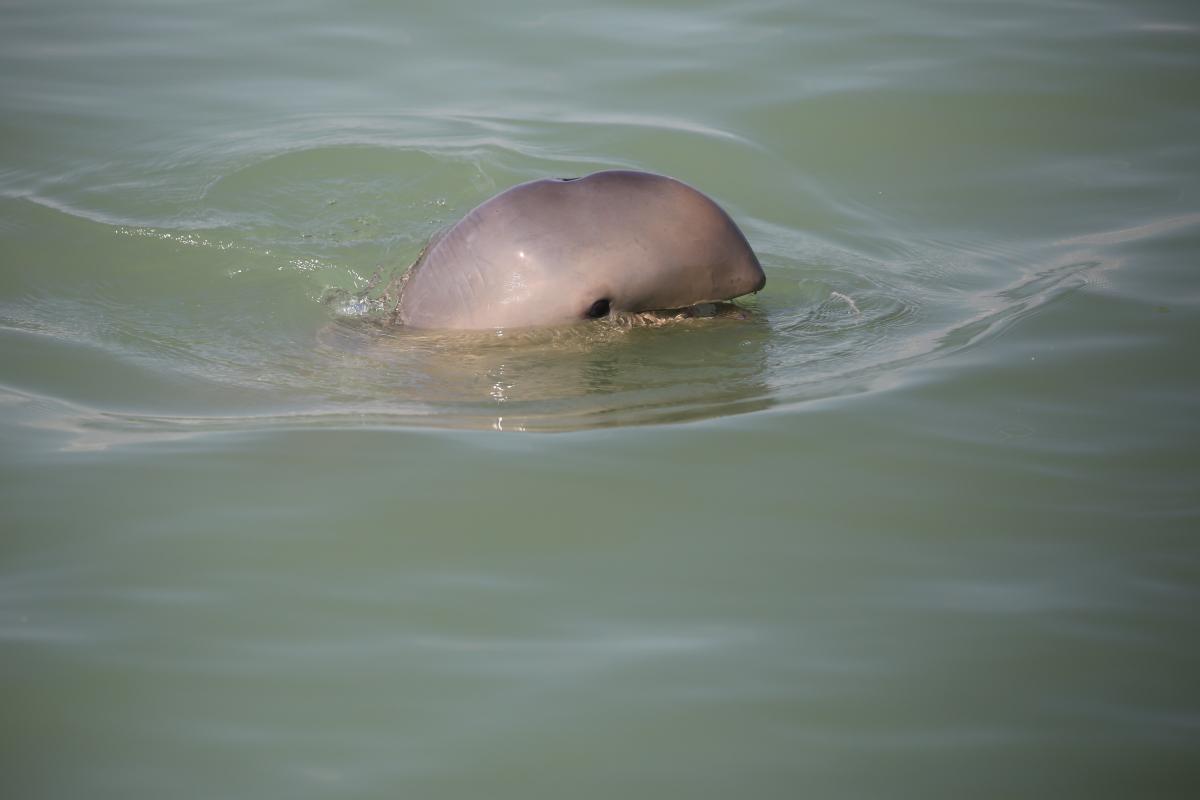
[585, 298, 611, 318]
[558, 177, 581, 182]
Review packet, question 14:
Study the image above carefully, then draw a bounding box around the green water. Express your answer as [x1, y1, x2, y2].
[2, 0, 1199, 796]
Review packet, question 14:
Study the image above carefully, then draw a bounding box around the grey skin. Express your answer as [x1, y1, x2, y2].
[392, 170, 766, 330]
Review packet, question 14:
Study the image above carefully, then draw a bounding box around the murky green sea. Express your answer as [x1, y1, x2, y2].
[3, 0, 1199, 796]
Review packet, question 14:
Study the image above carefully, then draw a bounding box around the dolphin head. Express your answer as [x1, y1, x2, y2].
[394, 170, 766, 330]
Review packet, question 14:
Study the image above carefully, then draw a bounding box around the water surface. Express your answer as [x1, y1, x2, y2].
[2, 0, 1199, 797]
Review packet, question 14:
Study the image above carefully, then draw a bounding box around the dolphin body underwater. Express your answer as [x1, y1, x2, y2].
[389, 170, 766, 330]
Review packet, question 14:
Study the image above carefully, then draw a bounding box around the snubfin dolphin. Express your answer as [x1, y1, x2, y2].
[391, 170, 766, 330]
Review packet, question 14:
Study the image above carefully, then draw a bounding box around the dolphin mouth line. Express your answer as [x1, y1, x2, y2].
[615, 302, 751, 326]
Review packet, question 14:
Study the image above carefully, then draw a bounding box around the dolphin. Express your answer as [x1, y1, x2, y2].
[390, 170, 765, 329]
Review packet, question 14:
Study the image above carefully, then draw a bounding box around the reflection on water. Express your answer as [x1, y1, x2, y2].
[314, 307, 777, 432]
